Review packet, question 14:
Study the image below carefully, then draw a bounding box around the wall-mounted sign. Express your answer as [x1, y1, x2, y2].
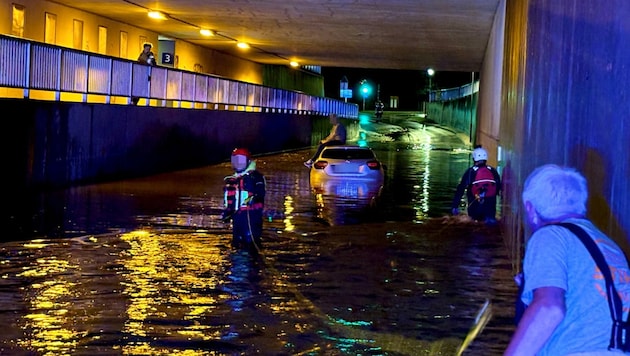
[162, 52, 174, 65]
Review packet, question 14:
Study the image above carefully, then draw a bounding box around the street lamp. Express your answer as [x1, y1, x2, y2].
[426, 68, 435, 105]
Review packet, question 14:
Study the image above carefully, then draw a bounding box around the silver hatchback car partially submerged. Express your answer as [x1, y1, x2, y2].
[309, 145, 386, 199]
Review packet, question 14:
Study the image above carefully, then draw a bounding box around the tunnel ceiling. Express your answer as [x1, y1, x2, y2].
[54, 0, 500, 72]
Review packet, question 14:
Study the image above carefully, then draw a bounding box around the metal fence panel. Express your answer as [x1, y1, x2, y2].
[193, 74, 207, 103]
[245, 83, 258, 107]
[30, 45, 60, 90]
[180, 72, 195, 101]
[61, 51, 87, 93]
[206, 76, 218, 103]
[132, 63, 150, 97]
[150, 66, 167, 100]
[0, 38, 28, 87]
[282, 91, 289, 110]
[88, 55, 110, 94]
[166, 70, 182, 100]
[111, 60, 132, 96]
[260, 86, 271, 108]
[268, 88, 278, 108]
[228, 82, 247, 105]
[217, 78, 231, 104]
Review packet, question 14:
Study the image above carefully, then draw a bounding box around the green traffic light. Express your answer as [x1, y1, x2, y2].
[360, 82, 371, 95]
[359, 80, 371, 103]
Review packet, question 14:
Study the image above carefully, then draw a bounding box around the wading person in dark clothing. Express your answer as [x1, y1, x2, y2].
[221, 148, 266, 251]
[375, 100, 384, 120]
[304, 113, 347, 168]
[451, 146, 501, 224]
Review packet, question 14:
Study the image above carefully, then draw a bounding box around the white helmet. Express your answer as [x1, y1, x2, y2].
[472, 147, 488, 162]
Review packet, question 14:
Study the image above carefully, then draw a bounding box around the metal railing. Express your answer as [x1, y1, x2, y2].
[0, 34, 358, 118]
[428, 80, 479, 102]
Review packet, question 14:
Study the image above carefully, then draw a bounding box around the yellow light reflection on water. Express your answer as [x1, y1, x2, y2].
[17, 251, 81, 354]
[118, 229, 230, 355]
[410, 138, 432, 221]
[5, 200, 479, 355]
[283, 196, 295, 231]
[22, 239, 51, 249]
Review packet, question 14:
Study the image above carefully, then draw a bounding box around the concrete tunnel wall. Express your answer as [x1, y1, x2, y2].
[476, 0, 630, 270]
[3, 99, 360, 189]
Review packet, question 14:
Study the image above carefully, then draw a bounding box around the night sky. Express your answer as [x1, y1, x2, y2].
[321, 67, 476, 111]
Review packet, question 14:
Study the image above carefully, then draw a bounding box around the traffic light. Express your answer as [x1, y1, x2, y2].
[359, 79, 372, 111]
[360, 80, 371, 97]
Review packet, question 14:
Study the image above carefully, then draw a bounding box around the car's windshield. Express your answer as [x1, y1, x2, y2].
[321, 149, 375, 160]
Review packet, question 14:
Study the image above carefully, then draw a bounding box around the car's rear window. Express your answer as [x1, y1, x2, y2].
[321, 149, 375, 160]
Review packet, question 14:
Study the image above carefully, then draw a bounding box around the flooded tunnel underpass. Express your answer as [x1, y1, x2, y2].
[2, 113, 517, 355]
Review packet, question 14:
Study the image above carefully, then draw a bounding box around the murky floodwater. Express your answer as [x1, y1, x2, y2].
[2, 115, 516, 355]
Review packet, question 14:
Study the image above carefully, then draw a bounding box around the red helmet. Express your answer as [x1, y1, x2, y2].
[231, 148, 251, 172]
[232, 148, 251, 159]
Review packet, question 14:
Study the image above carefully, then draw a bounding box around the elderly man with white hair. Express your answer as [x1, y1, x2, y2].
[506, 164, 630, 355]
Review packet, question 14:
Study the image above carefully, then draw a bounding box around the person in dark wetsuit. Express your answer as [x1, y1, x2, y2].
[451, 146, 501, 224]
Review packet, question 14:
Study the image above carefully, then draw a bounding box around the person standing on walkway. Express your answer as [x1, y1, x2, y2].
[505, 164, 630, 355]
[132, 43, 156, 105]
[304, 113, 347, 168]
[221, 148, 266, 251]
[138, 42, 156, 66]
[451, 146, 501, 224]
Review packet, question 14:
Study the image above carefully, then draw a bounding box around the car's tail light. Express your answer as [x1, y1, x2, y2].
[313, 161, 328, 169]
[366, 160, 381, 170]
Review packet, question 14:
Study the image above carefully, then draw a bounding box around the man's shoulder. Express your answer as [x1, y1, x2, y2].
[486, 165, 500, 175]
[529, 223, 584, 247]
[476, 165, 500, 176]
[249, 170, 265, 179]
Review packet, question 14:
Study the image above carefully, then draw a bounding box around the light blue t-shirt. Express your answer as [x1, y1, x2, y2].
[522, 218, 630, 355]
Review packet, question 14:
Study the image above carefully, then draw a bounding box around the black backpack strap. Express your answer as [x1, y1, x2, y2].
[555, 222, 626, 350]
[468, 166, 478, 186]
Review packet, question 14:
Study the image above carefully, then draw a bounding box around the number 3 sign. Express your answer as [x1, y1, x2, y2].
[162, 52, 174, 65]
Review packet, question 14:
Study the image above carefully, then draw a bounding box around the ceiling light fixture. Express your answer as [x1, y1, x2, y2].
[125, 0, 298, 65]
[147, 10, 167, 20]
[199, 29, 214, 36]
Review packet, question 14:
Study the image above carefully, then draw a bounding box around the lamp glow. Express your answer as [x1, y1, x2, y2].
[148, 11, 166, 20]
[237, 42, 249, 49]
[199, 29, 214, 36]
